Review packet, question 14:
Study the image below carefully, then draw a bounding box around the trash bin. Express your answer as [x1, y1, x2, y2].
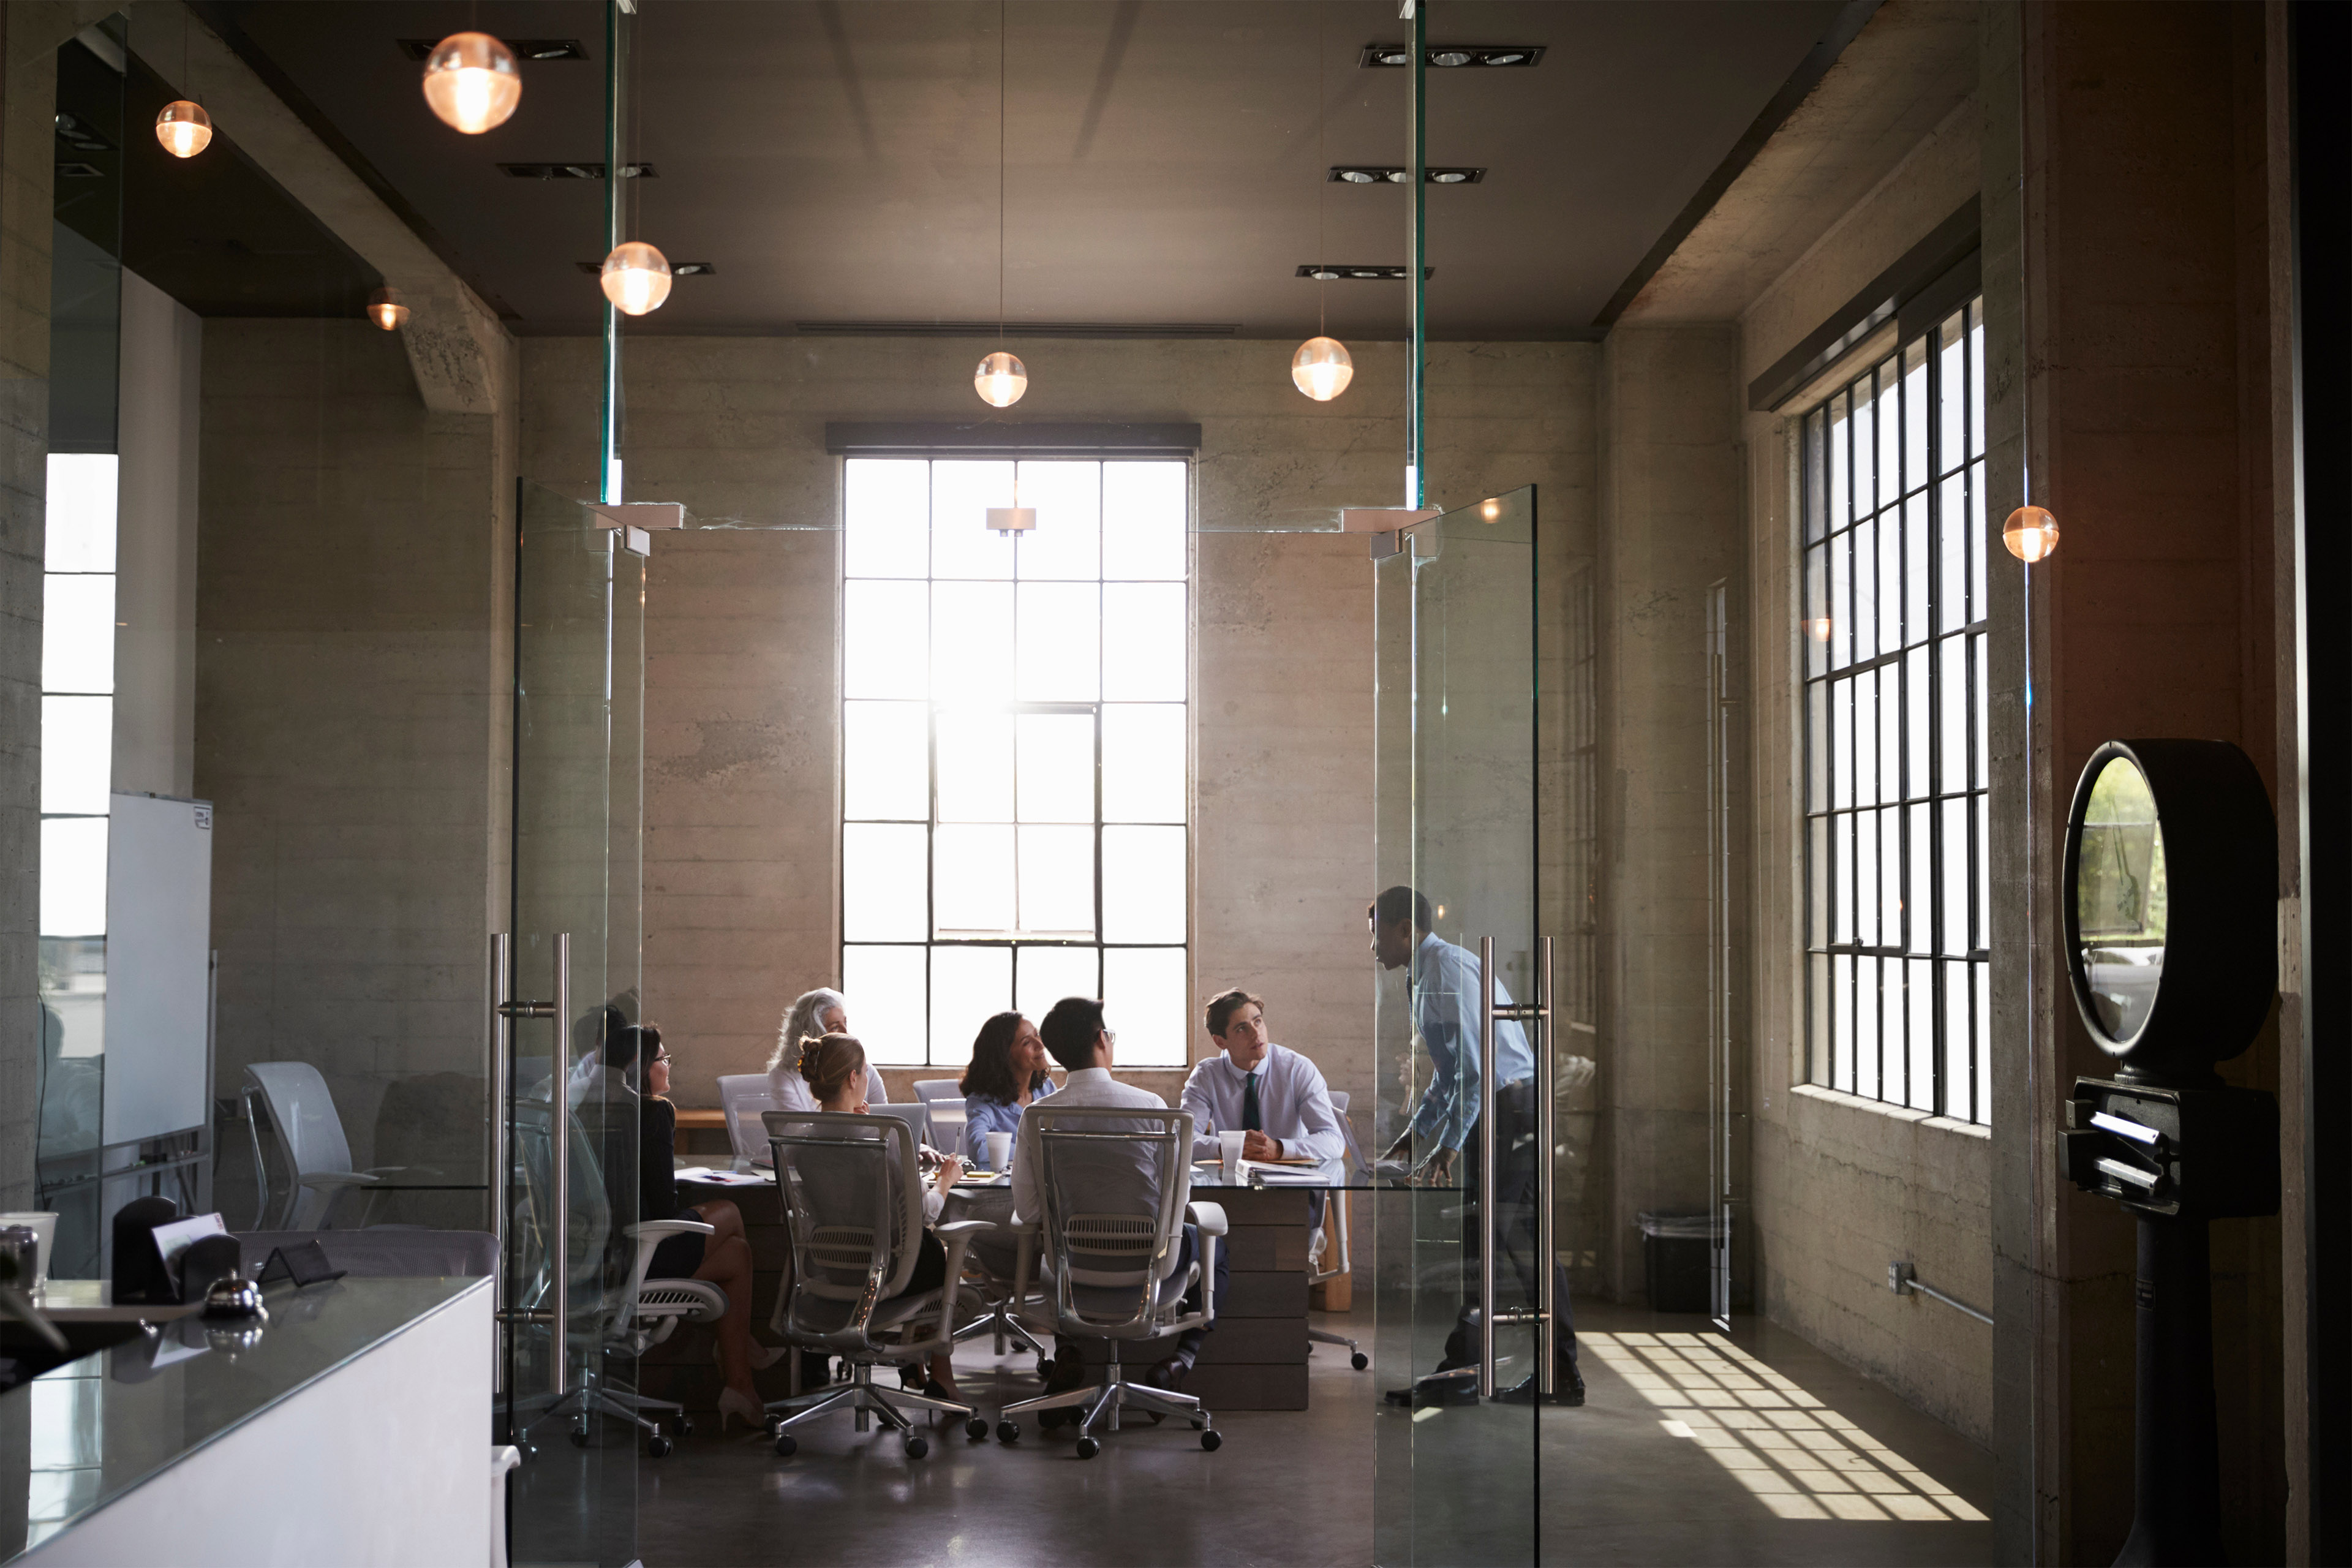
[1639, 1209, 1719, 1313]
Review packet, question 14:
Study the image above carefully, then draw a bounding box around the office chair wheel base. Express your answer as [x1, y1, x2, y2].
[1200, 1428, 1223, 1452]
[1351, 1352, 1370, 1371]
[646, 1434, 673, 1458]
[996, 1419, 1020, 1444]
[1075, 1436, 1100, 1460]
[905, 1435, 929, 1460]
[676, 1415, 694, 1438]
[773, 1434, 797, 1458]
[964, 1416, 989, 1441]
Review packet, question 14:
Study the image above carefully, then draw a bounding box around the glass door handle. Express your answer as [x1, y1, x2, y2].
[489, 932, 571, 1401]
[488, 933, 510, 1397]
[1535, 937, 1555, 1400]
[1479, 938, 1499, 1399]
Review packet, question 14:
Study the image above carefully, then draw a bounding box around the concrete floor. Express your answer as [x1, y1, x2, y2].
[526, 1303, 1993, 1567]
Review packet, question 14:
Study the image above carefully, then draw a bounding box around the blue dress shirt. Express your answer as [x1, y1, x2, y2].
[1408, 931, 1532, 1151]
[1179, 1043, 1348, 1162]
[962, 1076, 1056, 1164]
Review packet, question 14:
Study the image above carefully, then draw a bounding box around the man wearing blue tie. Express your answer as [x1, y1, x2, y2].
[1372, 885, 1581, 1406]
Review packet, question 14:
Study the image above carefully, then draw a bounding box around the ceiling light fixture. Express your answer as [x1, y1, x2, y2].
[422, 32, 522, 134]
[366, 287, 409, 331]
[600, 241, 672, 315]
[1360, 42, 1545, 69]
[2004, 505, 2060, 563]
[155, 100, 211, 159]
[1329, 165, 1486, 185]
[577, 260, 712, 276]
[1295, 265, 1435, 282]
[399, 37, 586, 62]
[156, 12, 210, 159]
[976, 0, 1028, 408]
[502, 162, 655, 181]
[1291, 11, 1352, 404]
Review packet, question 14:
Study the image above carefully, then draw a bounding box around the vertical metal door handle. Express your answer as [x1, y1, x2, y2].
[550, 932, 571, 1401]
[1479, 937, 1500, 1400]
[488, 933, 511, 1398]
[1536, 936, 1556, 1399]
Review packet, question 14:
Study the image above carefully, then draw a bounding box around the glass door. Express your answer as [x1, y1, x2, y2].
[1373, 486, 1547, 1566]
[500, 478, 645, 1567]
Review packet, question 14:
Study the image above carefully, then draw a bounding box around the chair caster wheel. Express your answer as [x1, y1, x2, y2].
[676, 1416, 695, 1438]
[568, 1425, 591, 1449]
[1200, 1428, 1223, 1451]
[647, 1435, 673, 1458]
[965, 1417, 989, 1441]
[997, 1420, 1020, 1443]
[905, 1436, 929, 1459]
[1075, 1437, 1100, 1460]
[1352, 1352, 1370, 1370]
[774, 1434, 797, 1458]
[1036, 1355, 1053, 1379]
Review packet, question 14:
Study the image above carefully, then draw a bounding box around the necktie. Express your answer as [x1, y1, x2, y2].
[1243, 1071, 1262, 1133]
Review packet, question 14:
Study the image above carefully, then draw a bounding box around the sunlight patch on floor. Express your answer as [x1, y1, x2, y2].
[1582, 1332, 1988, 1525]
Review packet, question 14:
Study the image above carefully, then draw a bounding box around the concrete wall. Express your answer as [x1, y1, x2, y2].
[196, 319, 514, 1197]
[516, 334, 1596, 1163]
[1738, 92, 1996, 1441]
[113, 268, 198, 799]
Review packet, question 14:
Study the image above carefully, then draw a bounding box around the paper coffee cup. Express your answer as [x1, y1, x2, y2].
[987, 1130, 1013, 1172]
[1219, 1129, 1248, 1183]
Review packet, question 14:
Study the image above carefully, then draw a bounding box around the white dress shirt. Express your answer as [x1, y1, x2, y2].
[1010, 1066, 1166, 1225]
[1179, 1043, 1346, 1163]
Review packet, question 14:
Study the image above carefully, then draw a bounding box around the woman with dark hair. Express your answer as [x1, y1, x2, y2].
[957, 1011, 1055, 1165]
[630, 1023, 780, 1433]
[797, 1032, 965, 1399]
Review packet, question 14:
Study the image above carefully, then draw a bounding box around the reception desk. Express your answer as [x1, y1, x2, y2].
[1, 1276, 494, 1566]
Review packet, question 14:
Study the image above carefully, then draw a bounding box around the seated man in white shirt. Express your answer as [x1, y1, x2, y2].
[1011, 996, 1227, 1412]
[1179, 989, 1346, 1167]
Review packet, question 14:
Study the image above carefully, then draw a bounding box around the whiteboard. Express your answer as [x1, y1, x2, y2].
[103, 793, 213, 1144]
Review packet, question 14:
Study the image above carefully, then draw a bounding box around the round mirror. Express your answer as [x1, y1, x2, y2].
[2071, 756, 2168, 1043]
[2061, 739, 2275, 1074]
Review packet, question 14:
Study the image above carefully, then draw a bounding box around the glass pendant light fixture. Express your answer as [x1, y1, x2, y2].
[600, 241, 673, 315]
[2004, 504, 2060, 562]
[976, 0, 1028, 407]
[422, 32, 522, 135]
[1292, 16, 1352, 402]
[156, 13, 211, 159]
[365, 287, 410, 331]
[155, 100, 211, 159]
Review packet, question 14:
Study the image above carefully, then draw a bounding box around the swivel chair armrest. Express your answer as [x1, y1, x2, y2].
[1183, 1203, 1226, 1330]
[625, 1219, 715, 1238]
[1185, 1200, 1229, 1237]
[932, 1218, 995, 1237]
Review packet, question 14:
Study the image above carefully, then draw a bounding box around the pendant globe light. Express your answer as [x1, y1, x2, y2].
[365, 287, 410, 331]
[156, 13, 211, 159]
[155, 100, 211, 159]
[2003, 504, 2059, 563]
[1292, 16, 1352, 401]
[975, 1, 1028, 407]
[421, 32, 522, 135]
[600, 242, 673, 316]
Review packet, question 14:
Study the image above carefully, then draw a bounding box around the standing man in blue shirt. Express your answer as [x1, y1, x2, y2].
[1373, 886, 1581, 1406]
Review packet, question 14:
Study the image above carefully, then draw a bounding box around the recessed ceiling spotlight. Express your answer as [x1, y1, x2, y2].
[1328, 166, 1488, 185]
[502, 162, 657, 180]
[54, 113, 111, 154]
[399, 37, 586, 62]
[1360, 43, 1545, 69]
[1295, 265, 1436, 282]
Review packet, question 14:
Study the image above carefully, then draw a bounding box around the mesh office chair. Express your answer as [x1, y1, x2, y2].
[761, 1109, 990, 1459]
[1000, 1105, 1227, 1459]
[715, 1074, 780, 1164]
[241, 1062, 412, 1229]
[510, 1098, 727, 1457]
[911, 1079, 962, 1106]
[1311, 1091, 1370, 1370]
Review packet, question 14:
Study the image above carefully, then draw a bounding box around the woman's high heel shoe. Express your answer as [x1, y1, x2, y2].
[716, 1387, 764, 1435]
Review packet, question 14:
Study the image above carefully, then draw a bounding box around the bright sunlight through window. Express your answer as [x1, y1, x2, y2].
[840, 458, 1189, 1067]
[1583, 1332, 1987, 1523]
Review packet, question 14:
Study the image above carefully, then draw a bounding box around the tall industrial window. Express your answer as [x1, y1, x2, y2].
[840, 457, 1189, 1068]
[1800, 300, 1989, 1124]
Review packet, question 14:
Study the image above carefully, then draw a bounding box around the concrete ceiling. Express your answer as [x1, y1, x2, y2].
[196, 0, 1858, 340]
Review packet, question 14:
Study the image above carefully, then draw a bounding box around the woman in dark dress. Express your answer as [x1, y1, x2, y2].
[632, 1024, 774, 1432]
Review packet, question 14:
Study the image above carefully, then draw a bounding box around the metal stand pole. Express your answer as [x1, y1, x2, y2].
[2115, 1215, 2224, 1567]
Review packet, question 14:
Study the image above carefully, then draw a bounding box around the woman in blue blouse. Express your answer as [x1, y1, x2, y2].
[958, 1011, 1055, 1165]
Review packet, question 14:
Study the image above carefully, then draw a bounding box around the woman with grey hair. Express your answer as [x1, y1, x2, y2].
[766, 987, 849, 1112]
